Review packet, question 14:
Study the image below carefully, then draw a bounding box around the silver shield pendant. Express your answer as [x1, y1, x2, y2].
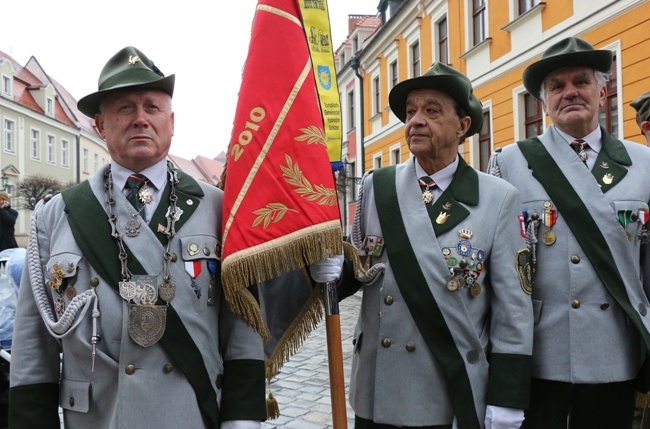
[128, 304, 167, 347]
[125, 217, 141, 237]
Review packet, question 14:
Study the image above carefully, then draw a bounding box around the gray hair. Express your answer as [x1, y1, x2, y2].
[539, 69, 610, 102]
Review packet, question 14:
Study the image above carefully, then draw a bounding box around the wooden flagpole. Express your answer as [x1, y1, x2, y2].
[324, 280, 348, 429]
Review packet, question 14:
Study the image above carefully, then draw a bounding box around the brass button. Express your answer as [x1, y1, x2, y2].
[216, 374, 223, 389]
[125, 364, 136, 375]
[466, 349, 479, 363]
[69, 397, 75, 407]
[163, 363, 174, 373]
[203, 247, 211, 256]
[531, 212, 539, 220]
[405, 344, 416, 352]
[600, 303, 610, 310]
[170, 253, 177, 262]
[381, 338, 392, 348]
[571, 255, 580, 264]
[384, 296, 394, 305]
[89, 277, 100, 287]
[640, 303, 648, 317]
[571, 300, 580, 309]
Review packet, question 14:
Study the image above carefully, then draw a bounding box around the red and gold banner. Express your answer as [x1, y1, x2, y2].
[220, 0, 342, 352]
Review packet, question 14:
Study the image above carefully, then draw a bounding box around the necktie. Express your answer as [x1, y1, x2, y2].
[125, 174, 150, 219]
[418, 176, 437, 205]
[570, 139, 589, 163]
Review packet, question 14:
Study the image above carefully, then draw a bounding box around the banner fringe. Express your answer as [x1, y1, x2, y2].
[636, 391, 650, 408]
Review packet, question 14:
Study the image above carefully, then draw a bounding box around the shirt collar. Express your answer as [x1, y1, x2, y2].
[413, 155, 459, 193]
[111, 158, 168, 192]
[554, 125, 602, 154]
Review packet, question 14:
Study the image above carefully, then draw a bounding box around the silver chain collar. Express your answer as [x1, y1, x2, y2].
[104, 161, 180, 291]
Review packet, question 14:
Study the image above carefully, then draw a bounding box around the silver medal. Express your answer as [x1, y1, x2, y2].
[119, 281, 137, 300]
[159, 281, 176, 303]
[128, 304, 167, 347]
[125, 217, 141, 237]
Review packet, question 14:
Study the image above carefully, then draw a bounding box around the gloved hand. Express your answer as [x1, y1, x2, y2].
[484, 405, 525, 429]
[309, 254, 344, 283]
[220, 421, 261, 429]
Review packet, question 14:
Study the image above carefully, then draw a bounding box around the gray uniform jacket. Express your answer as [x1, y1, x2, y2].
[9, 164, 265, 429]
[492, 126, 650, 384]
[349, 158, 533, 428]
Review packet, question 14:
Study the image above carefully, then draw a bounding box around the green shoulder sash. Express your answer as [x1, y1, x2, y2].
[61, 179, 221, 428]
[373, 166, 480, 429]
[517, 138, 650, 350]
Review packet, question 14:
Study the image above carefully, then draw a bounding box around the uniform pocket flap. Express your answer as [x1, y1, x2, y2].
[46, 253, 82, 282]
[60, 378, 90, 412]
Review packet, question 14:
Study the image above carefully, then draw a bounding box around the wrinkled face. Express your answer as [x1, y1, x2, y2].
[542, 66, 605, 134]
[95, 88, 174, 172]
[404, 89, 470, 164]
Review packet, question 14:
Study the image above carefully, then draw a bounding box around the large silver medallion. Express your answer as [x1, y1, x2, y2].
[128, 304, 167, 347]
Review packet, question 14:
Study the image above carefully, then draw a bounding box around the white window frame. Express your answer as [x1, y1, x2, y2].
[46, 134, 56, 164]
[31, 128, 41, 160]
[3, 119, 15, 153]
[94, 153, 99, 172]
[46, 97, 54, 116]
[1, 75, 11, 96]
[83, 148, 89, 172]
[390, 144, 402, 165]
[373, 153, 383, 170]
[61, 139, 69, 168]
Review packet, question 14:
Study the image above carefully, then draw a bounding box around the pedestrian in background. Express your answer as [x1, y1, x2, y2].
[631, 90, 650, 145]
[344, 62, 534, 429]
[9, 46, 266, 429]
[489, 36, 650, 429]
[0, 192, 17, 253]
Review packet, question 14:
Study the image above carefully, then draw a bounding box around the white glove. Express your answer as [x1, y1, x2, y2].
[309, 254, 344, 283]
[220, 421, 261, 429]
[484, 405, 525, 429]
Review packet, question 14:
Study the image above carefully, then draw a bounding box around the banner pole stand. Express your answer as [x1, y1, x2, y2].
[324, 281, 349, 429]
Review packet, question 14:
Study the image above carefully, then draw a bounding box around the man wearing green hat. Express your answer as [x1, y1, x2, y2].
[344, 62, 533, 429]
[631, 90, 650, 144]
[490, 36, 650, 428]
[9, 47, 266, 429]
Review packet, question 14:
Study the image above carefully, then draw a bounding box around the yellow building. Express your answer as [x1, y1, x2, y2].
[336, 0, 650, 232]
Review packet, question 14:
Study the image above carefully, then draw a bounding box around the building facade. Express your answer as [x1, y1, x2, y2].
[336, 0, 650, 234]
[0, 50, 109, 246]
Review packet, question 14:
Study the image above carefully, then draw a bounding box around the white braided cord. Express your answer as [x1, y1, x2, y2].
[28, 199, 97, 339]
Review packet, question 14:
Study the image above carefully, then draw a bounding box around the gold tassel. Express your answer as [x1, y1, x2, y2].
[266, 392, 280, 420]
[636, 391, 650, 408]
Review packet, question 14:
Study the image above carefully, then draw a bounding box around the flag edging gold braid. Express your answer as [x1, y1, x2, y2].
[265, 276, 324, 380]
[222, 220, 342, 337]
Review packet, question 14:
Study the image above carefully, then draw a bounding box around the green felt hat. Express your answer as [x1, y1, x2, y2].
[523, 37, 612, 100]
[631, 90, 650, 125]
[77, 46, 175, 117]
[388, 62, 483, 137]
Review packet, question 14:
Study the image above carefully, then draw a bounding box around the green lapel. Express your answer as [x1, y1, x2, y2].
[373, 166, 480, 429]
[149, 170, 204, 246]
[591, 128, 630, 192]
[517, 138, 650, 351]
[428, 157, 477, 236]
[61, 180, 221, 428]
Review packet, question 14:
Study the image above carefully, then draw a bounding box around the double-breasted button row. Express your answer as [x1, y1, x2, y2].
[125, 363, 175, 374]
[570, 301, 610, 310]
[380, 338, 416, 352]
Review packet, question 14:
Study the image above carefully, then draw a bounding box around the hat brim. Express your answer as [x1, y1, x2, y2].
[389, 74, 483, 137]
[523, 50, 612, 99]
[77, 75, 176, 118]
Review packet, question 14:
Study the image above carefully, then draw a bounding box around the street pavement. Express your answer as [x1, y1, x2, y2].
[261, 292, 361, 429]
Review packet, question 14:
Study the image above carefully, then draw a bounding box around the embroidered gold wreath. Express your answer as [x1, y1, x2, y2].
[295, 126, 326, 146]
[252, 203, 298, 229]
[280, 154, 337, 206]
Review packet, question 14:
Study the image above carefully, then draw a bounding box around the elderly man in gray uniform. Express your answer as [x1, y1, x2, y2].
[489, 36, 650, 429]
[346, 62, 533, 429]
[9, 47, 265, 429]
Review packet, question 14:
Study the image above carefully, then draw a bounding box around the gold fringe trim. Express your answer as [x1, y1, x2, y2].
[636, 391, 650, 408]
[266, 392, 280, 420]
[265, 278, 324, 380]
[343, 241, 364, 277]
[221, 222, 341, 340]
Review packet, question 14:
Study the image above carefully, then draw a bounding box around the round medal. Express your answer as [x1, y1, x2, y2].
[65, 286, 77, 300]
[447, 275, 465, 292]
[469, 282, 481, 298]
[542, 230, 556, 245]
